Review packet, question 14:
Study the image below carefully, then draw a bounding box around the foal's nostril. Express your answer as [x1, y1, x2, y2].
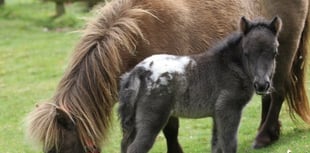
[254, 82, 259, 90]
[254, 81, 270, 93]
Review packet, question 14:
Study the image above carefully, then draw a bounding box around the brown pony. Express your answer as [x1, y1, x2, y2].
[26, 0, 310, 153]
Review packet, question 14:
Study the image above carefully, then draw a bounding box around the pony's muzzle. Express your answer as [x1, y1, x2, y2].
[254, 81, 270, 95]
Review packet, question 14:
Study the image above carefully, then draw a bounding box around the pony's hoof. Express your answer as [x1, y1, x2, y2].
[252, 133, 272, 149]
[252, 140, 270, 149]
[254, 122, 281, 149]
[252, 132, 278, 149]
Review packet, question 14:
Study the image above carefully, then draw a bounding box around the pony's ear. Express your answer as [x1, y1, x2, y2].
[269, 16, 282, 35]
[240, 16, 251, 35]
[55, 108, 75, 130]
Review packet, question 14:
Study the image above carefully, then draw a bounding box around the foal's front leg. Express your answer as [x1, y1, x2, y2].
[214, 108, 242, 153]
[211, 119, 222, 153]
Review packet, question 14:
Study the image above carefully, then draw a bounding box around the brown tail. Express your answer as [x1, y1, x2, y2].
[286, 3, 310, 124]
[26, 0, 152, 151]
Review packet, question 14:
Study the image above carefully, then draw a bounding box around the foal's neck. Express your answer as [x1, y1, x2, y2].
[208, 32, 244, 65]
[196, 33, 250, 78]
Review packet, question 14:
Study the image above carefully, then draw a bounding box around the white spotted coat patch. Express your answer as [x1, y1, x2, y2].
[137, 54, 195, 86]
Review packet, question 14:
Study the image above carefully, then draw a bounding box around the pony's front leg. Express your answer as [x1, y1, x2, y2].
[254, 92, 283, 148]
[214, 108, 242, 153]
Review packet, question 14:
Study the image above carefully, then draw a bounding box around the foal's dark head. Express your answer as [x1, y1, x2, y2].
[240, 16, 282, 95]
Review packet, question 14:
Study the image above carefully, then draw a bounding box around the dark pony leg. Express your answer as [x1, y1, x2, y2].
[211, 119, 221, 153]
[121, 126, 136, 153]
[163, 117, 183, 153]
[127, 94, 173, 153]
[214, 108, 241, 153]
[259, 94, 271, 129]
[253, 92, 284, 148]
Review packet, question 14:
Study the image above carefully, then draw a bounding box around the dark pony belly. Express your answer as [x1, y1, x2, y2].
[171, 100, 214, 118]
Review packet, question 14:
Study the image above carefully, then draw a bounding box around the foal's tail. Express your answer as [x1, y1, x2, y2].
[287, 4, 310, 124]
[118, 68, 144, 151]
[26, 0, 153, 151]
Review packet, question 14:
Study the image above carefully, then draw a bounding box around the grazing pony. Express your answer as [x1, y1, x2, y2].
[26, 0, 310, 153]
[119, 17, 281, 153]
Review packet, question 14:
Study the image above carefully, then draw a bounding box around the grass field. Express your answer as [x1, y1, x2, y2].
[1, 1, 310, 153]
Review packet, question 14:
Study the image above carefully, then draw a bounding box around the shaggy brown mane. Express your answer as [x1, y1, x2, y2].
[26, 0, 153, 151]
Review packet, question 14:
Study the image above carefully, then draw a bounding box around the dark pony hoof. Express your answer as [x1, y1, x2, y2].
[252, 122, 281, 149]
[253, 134, 279, 149]
[252, 136, 272, 149]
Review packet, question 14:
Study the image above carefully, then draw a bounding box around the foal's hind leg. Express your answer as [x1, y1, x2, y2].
[121, 127, 136, 153]
[163, 117, 183, 153]
[127, 95, 173, 153]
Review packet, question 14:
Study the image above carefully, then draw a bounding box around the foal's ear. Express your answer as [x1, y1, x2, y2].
[55, 108, 75, 130]
[269, 16, 282, 35]
[240, 16, 251, 35]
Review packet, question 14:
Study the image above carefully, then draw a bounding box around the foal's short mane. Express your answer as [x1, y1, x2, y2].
[209, 20, 276, 55]
[208, 32, 242, 54]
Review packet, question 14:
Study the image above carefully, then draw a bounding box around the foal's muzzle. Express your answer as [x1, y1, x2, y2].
[254, 81, 270, 95]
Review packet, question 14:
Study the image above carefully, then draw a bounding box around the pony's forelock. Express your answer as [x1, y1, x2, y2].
[25, 102, 60, 152]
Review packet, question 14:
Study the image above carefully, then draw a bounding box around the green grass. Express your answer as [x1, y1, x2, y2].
[1, 1, 310, 153]
[0, 1, 85, 153]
